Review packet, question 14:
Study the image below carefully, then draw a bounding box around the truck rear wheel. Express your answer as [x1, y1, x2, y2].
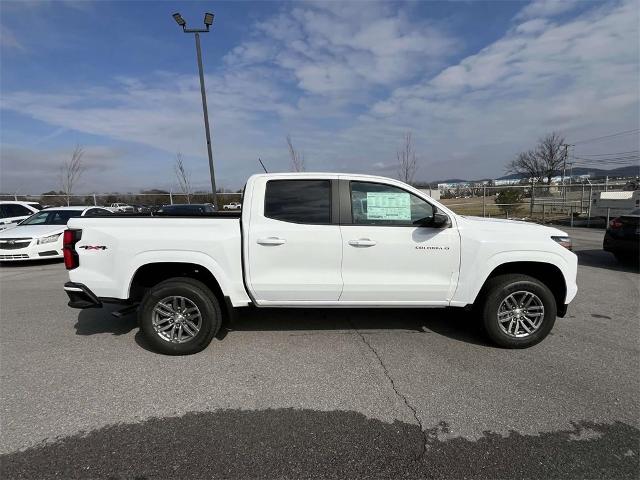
[139, 277, 221, 355]
[481, 274, 556, 348]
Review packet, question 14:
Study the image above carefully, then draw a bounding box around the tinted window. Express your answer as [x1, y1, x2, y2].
[85, 208, 112, 216]
[21, 210, 83, 225]
[264, 180, 331, 224]
[156, 204, 212, 215]
[350, 182, 434, 226]
[2, 204, 33, 218]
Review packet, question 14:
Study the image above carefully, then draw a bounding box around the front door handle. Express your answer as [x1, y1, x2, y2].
[257, 237, 286, 246]
[348, 238, 377, 247]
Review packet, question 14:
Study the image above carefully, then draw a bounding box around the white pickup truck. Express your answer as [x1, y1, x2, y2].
[63, 173, 577, 355]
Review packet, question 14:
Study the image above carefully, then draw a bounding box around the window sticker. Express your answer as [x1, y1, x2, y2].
[366, 192, 411, 220]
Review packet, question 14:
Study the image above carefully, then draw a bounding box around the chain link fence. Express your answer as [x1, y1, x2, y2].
[437, 180, 638, 227]
[2, 179, 638, 226]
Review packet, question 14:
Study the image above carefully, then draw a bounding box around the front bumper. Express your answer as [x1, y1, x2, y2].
[64, 282, 102, 309]
[0, 241, 63, 261]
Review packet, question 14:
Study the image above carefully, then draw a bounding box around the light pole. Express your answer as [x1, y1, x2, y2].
[172, 12, 217, 207]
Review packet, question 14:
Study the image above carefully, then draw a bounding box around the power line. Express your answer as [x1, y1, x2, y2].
[574, 157, 640, 163]
[576, 150, 639, 157]
[571, 156, 638, 162]
[572, 157, 638, 162]
[572, 129, 640, 144]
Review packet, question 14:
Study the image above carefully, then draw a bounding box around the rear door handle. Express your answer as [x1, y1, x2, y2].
[257, 237, 286, 246]
[348, 239, 377, 247]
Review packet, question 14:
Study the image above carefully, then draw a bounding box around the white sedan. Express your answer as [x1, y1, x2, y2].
[0, 206, 112, 262]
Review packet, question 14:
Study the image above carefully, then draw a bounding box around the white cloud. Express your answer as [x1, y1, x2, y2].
[1, 0, 638, 192]
[314, 0, 639, 179]
[515, 0, 581, 20]
[243, 2, 459, 95]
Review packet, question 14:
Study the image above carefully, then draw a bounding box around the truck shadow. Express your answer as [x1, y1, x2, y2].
[225, 307, 491, 347]
[575, 249, 639, 273]
[74, 304, 138, 336]
[74, 304, 491, 348]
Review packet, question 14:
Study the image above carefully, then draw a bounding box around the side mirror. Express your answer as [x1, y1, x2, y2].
[431, 212, 449, 228]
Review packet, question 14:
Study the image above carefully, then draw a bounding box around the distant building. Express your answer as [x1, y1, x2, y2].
[418, 188, 440, 200]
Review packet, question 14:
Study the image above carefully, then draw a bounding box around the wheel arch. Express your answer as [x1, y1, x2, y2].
[128, 261, 234, 321]
[473, 261, 567, 315]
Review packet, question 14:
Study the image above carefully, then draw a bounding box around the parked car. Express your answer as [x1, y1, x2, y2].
[154, 204, 216, 215]
[0, 206, 111, 262]
[131, 204, 152, 214]
[603, 208, 639, 264]
[0, 201, 42, 231]
[223, 201, 242, 210]
[63, 173, 577, 355]
[108, 203, 134, 213]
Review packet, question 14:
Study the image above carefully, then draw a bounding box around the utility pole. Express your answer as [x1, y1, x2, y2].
[561, 143, 572, 202]
[172, 12, 218, 207]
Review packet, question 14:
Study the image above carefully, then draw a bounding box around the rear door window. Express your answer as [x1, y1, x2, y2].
[264, 180, 331, 224]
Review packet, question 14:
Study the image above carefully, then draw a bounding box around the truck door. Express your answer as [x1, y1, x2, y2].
[246, 178, 343, 304]
[339, 180, 460, 305]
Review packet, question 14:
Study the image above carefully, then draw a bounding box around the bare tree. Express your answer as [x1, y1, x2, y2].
[396, 132, 417, 185]
[506, 150, 545, 184]
[286, 134, 305, 172]
[506, 132, 566, 185]
[174, 153, 192, 204]
[60, 145, 85, 206]
[536, 132, 566, 185]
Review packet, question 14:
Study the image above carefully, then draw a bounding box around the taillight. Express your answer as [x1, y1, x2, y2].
[609, 218, 623, 229]
[63, 229, 82, 270]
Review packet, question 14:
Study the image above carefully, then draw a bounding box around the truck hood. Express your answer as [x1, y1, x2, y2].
[460, 216, 568, 237]
[0, 224, 65, 239]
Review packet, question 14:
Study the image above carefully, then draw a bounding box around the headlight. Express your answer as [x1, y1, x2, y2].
[37, 233, 61, 245]
[551, 236, 572, 250]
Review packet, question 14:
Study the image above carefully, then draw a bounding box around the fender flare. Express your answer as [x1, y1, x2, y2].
[454, 250, 571, 306]
[123, 250, 232, 300]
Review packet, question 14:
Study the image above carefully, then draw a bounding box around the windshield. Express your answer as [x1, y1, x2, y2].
[20, 210, 83, 225]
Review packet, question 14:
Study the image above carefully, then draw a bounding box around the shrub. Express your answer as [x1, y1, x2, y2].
[495, 188, 524, 217]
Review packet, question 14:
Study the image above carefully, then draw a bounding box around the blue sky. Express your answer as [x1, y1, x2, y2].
[1, 0, 638, 193]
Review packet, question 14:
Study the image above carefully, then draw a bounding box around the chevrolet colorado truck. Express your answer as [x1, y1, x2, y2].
[63, 173, 577, 355]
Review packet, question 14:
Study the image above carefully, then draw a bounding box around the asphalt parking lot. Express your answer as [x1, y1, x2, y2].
[0, 227, 638, 479]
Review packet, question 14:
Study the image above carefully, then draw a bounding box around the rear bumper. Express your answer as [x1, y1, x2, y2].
[64, 282, 102, 309]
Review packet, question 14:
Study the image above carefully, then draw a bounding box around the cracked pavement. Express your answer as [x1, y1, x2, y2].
[1, 227, 638, 478]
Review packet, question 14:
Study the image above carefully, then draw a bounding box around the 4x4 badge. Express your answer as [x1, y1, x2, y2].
[78, 245, 107, 250]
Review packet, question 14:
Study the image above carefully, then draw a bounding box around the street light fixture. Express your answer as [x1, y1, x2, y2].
[172, 13, 186, 27]
[172, 12, 218, 207]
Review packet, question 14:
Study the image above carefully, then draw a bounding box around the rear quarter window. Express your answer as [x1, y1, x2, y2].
[264, 180, 331, 224]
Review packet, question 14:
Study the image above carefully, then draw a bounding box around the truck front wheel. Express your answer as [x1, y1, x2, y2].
[139, 277, 221, 355]
[481, 274, 556, 348]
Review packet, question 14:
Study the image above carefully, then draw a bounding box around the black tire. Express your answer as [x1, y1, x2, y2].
[481, 274, 556, 349]
[139, 277, 221, 355]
